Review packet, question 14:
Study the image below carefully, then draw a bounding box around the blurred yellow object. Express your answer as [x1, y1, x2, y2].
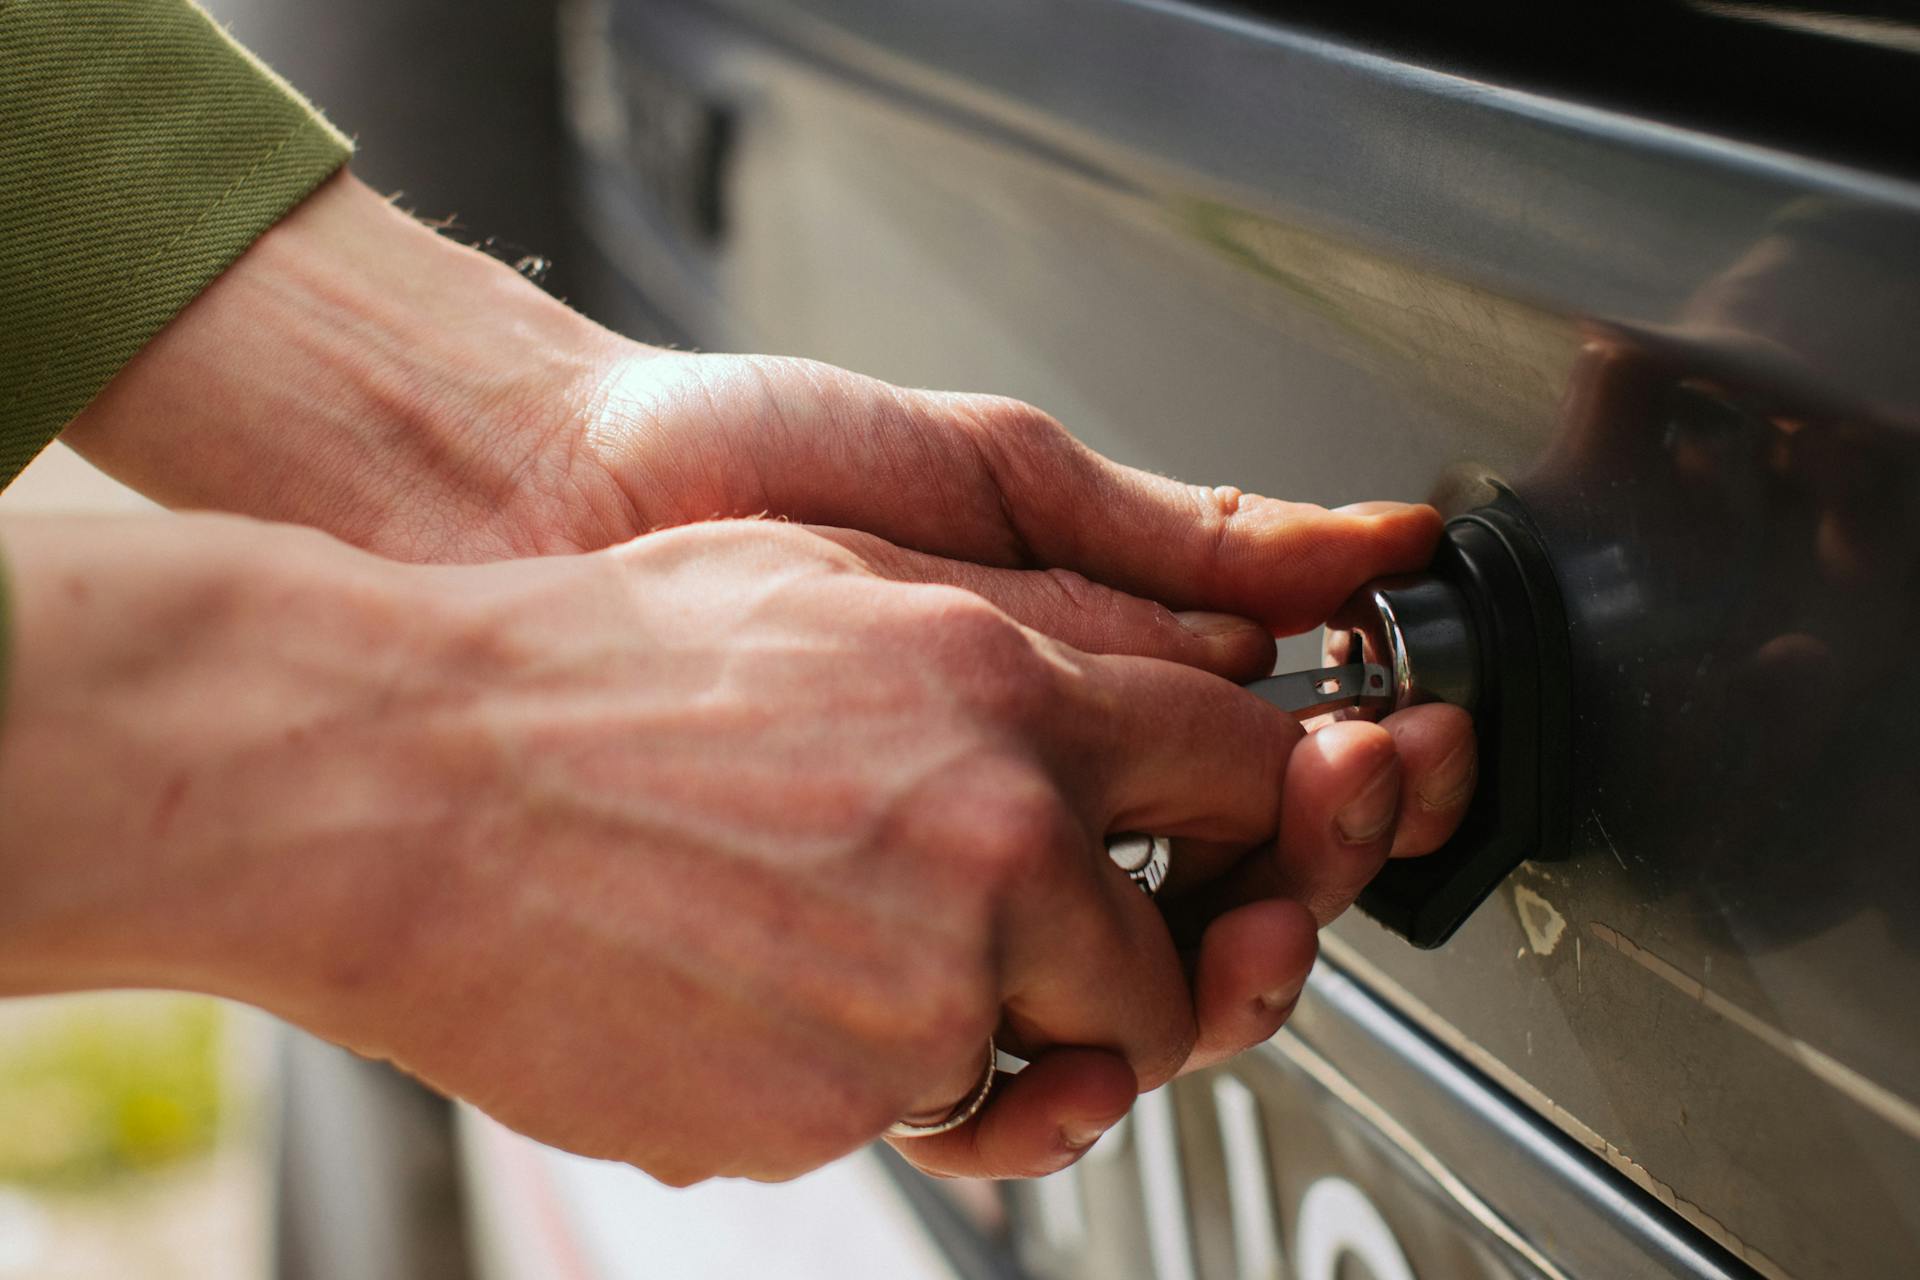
[0, 993, 223, 1186]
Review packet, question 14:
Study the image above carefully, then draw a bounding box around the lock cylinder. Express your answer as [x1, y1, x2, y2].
[1324, 574, 1481, 715]
[1329, 486, 1572, 948]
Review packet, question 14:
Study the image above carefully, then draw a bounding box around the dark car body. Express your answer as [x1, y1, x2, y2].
[558, 2, 1920, 1276]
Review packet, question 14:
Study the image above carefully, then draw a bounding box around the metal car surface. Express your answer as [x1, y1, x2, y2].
[559, 2, 1920, 1276]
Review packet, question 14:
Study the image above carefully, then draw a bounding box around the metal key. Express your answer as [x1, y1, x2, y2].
[1247, 651, 1393, 720]
[1105, 637, 1393, 889]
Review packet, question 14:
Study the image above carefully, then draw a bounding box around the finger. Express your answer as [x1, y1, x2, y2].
[996, 832, 1197, 1094]
[887, 1047, 1137, 1180]
[894, 1041, 1006, 1136]
[891, 761, 1196, 1103]
[1180, 897, 1318, 1075]
[644, 357, 1442, 632]
[1157, 836, 1248, 904]
[1063, 653, 1302, 848]
[1180, 719, 1402, 927]
[1381, 702, 1476, 856]
[938, 394, 1441, 632]
[809, 526, 1275, 681]
[1275, 720, 1402, 924]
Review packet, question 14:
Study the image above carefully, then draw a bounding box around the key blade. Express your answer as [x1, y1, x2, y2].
[1247, 662, 1393, 719]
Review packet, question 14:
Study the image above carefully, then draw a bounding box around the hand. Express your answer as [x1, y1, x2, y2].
[0, 513, 1451, 1184]
[47, 171, 1479, 1173]
[62, 173, 1432, 635]
[62, 169, 1476, 860]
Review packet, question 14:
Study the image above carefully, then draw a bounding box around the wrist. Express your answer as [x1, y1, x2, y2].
[0, 515, 457, 1019]
[62, 172, 640, 562]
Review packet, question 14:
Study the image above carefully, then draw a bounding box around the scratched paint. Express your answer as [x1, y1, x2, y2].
[1320, 933, 1784, 1276]
[1514, 885, 1568, 955]
[1588, 923, 1920, 1145]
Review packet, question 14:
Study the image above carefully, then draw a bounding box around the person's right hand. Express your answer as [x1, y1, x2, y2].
[0, 511, 1448, 1185]
[52, 172, 1478, 989]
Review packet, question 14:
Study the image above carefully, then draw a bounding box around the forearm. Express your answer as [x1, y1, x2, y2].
[61, 173, 641, 562]
[0, 513, 440, 1012]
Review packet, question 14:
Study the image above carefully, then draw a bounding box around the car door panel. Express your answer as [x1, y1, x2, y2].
[563, 3, 1920, 1275]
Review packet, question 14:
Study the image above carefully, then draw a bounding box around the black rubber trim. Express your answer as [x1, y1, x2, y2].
[1359, 487, 1571, 947]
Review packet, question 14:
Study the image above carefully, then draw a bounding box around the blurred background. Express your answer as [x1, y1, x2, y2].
[0, 993, 269, 1279]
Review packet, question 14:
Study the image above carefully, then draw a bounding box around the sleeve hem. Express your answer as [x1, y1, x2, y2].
[0, 0, 356, 488]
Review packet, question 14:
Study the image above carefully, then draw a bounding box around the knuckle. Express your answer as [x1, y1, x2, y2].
[960, 395, 1080, 472]
[1190, 483, 1245, 565]
[913, 587, 1057, 723]
[1037, 566, 1109, 617]
[885, 961, 997, 1072]
[816, 1078, 912, 1158]
[969, 394, 1069, 443]
[897, 581, 1001, 634]
[1038, 567, 1185, 651]
[825, 935, 996, 1116]
[732, 351, 838, 398]
[1126, 1012, 1198, 1094]
[648, 1162, 715, 1190]
[971, 660, 1056, 729]
[950, 773, 1073, 892]
[772, 1081, 901, 1175]
[1139, 1027, 1199, 1091]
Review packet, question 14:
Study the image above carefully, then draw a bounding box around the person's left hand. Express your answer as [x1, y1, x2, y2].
[68, 174, 1436, 639]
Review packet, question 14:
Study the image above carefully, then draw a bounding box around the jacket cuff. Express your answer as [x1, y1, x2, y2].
[0, 0, 353, 487]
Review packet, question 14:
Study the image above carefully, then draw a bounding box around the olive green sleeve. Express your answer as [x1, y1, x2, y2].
[0, 0, 352, 487]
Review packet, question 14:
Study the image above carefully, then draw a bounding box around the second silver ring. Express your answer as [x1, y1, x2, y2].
[1105, 832, 1171, 897]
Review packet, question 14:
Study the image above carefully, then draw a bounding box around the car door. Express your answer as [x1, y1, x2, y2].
[559, 2, 1920, 1276]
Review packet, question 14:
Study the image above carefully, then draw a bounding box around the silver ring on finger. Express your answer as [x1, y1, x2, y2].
[885, 1037, 998, 1139]
[1105, 832, 1171, 897]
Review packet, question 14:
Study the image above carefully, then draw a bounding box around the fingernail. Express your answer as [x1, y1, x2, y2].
[1417, 739, 1477, 810]
[1334, 500, 1418, 517]
[1336, 762, 1401, 845]
[1175, 610, 1262, 640]
[1060, 1116, 1120, 1152]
